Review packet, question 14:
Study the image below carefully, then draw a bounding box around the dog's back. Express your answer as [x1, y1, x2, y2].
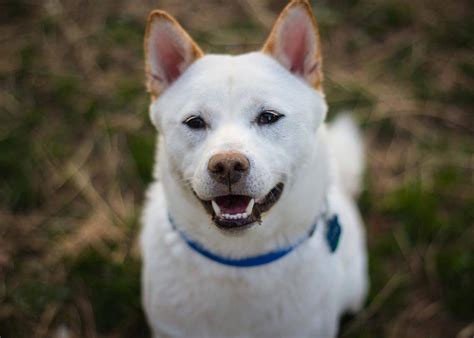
[328, 114, 365, 197]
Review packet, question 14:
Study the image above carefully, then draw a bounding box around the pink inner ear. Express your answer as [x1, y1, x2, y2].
[281, 13, 311, 75]
[151, 26, 185, 83]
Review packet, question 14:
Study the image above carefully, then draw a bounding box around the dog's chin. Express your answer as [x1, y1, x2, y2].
[195, 183, 284, 233]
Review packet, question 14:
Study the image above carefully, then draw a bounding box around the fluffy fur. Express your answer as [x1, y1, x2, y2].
[141, 1, 368, 337]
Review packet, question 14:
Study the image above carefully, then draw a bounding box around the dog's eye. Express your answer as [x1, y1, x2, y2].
[256, 110, 284, 126]
[183, 115, 207, 129]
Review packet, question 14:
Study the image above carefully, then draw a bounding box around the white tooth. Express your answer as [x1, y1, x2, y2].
[245, 199, 255, 215]
[242, 213, 248, 218]
[236, 213, 242, 219]
[211, 200, 221, 215]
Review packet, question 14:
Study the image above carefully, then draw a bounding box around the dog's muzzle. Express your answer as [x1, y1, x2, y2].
[191, 151, 284, 231]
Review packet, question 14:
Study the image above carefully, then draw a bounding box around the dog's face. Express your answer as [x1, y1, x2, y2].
[145, 0, 327, 231]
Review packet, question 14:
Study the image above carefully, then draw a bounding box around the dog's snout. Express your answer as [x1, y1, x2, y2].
[208, 152, 250, 185]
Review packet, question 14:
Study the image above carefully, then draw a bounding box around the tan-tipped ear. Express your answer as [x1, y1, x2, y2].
[262, 0, 323, 90]
[144, 10, 203, 98]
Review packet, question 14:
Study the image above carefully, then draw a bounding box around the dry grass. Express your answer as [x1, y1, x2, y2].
[1, 0, 473, 337]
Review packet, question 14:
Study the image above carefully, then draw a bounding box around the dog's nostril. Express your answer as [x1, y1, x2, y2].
[208, 152, 250, 185]
[211, 162, 225, 174]
[233, 160, 248, 172]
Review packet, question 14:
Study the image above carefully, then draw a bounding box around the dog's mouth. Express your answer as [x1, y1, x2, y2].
[198, 183, 284, 231]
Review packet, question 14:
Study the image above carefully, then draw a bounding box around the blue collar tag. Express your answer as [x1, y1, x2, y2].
[325, 215, 341, 253]
[169, 212, 341, 268]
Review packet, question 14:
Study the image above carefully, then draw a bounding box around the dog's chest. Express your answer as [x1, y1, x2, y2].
[142, 228, 341, 337]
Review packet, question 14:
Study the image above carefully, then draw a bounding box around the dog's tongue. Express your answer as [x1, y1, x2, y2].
[215, 195, 251, 214]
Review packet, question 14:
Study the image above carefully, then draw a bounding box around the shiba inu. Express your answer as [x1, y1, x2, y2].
[140, 1, 368, 337]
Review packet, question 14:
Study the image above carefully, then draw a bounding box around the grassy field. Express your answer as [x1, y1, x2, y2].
[1, 0, 473, 337]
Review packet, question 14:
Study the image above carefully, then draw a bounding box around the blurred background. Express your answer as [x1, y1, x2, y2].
[1, 0, 473, 337]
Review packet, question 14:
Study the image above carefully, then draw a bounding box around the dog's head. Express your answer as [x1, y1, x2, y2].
[145, 0, 327, 232]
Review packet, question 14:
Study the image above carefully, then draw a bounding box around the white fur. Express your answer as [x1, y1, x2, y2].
[328, 114, 365, 197]
[140, 51, 368, 338]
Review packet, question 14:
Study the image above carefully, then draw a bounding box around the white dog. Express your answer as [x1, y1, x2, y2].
[140, 1, 368, 337]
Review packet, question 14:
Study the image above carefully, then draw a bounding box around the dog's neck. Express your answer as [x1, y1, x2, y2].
[157, 126, 332, 258]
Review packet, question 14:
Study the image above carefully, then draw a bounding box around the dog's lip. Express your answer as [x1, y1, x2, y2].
[195, 183, 284, 231]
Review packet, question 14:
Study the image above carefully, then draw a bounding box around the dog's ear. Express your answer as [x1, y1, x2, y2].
[145, 10, 203, 98]
[262, 0, 323, 90]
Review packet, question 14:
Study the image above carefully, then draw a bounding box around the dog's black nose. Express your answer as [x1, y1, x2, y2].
[208, 152, 250, 185]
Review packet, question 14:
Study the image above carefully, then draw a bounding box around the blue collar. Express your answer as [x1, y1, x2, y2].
[168, 213, 341, 268]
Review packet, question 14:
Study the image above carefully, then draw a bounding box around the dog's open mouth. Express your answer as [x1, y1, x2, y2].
[199, 183, 284, 231]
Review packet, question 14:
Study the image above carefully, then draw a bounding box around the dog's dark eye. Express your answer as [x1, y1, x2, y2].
[183, 115, 207, 129]
[256, 110, 284, 126]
